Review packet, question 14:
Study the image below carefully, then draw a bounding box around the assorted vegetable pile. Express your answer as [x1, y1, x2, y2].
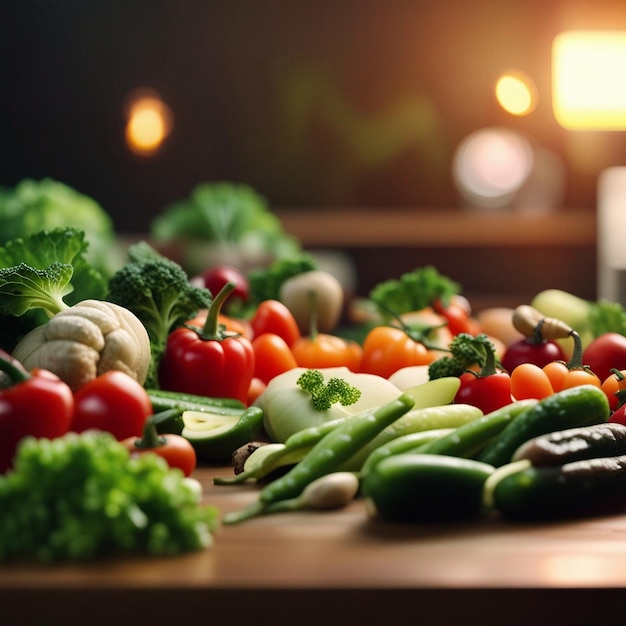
[6, 180, 626, 562]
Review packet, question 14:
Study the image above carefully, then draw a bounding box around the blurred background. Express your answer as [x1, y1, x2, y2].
[2, 0, 626, 306]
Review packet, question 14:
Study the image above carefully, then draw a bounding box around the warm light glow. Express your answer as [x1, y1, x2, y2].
[495, 73, 538, 116]
[553, 30, 626, 130]
[452, 127, 534, 209]
[124, 89, 173, 156]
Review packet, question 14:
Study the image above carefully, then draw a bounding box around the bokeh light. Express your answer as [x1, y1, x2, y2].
[124, 89, 173, 156]
[553, 30, 626, 130]
[495, 72, 538, 116]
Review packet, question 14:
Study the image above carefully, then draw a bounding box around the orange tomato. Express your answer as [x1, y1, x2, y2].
[291, 334, 363, 371]
[252, 332, 298, 384]
[543, 360, 601, 392]
[601, 369, 626, 411]
[360, 326, 437, 379]
[510, 362, 553, 400]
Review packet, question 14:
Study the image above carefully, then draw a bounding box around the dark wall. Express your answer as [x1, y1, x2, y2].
[1, 0, 626, 232]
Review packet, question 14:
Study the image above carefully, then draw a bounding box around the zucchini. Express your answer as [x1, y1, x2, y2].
[362, 453, 494, 523]
[476, 385, 610, 467]
[490, 455, 626, 521]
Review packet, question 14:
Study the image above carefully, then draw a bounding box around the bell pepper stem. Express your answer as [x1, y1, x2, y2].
[199, 281, 236, 340]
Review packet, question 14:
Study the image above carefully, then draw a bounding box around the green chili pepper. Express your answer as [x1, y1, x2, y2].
[222, 393, 415, 524]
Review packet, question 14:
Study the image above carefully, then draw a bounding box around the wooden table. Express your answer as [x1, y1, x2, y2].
[3, 464, 626, 626]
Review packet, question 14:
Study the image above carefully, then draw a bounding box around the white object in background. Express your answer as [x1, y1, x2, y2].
[597, 167, 626, 303]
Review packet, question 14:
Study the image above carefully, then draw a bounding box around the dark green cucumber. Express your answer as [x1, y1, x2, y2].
[418, 399, 538, 459]
[512, 422, 626, 466]
[147, 389, 245, 416]
[476, 385, 610, 468]
[491, 455, 626, 521]
[362, 453, 494, 523]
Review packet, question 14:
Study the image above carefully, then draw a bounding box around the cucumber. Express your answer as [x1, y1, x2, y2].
[476, 385, 610, 467]
[362, 453, 494, 523]
[490, 455, 626, 521]
[147, 389, 245, 416]
[181, 405, 265, 461]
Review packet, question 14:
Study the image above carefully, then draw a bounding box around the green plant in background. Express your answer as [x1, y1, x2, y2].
[150, 181, 301, 275]
[0, 178, 119, 278]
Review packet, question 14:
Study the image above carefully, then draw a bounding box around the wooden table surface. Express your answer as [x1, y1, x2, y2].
[3, 464, 626, 626]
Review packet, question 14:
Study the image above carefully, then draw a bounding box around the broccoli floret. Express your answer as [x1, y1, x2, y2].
[369, 265, 460, 320]
[248, 253, 317, 307]
[429, 333, 500, 380]
[107, 242, 212, 388]
[296, 369, 362, 411]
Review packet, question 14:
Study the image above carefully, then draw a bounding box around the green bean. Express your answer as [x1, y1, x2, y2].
[222, 393, 415, 524]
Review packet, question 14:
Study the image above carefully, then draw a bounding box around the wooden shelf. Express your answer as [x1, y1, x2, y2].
[273, 207, 597, 248]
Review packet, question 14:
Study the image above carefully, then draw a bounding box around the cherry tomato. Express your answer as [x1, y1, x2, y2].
[433, 298, 473, 336]
[251, 299, 301, 347]
[501, 338, 565, 373]
[510, 362, 554, 400]
[252, 332, 298, 384]
[360, 325, 436, 378]
[454, 371, 513, 414]
[582, 333, 626, 383]
[122, 428, 197, 477]
[72, 370, 153, 440]
[291, 333, 363, 371]
[609, 404, 626, 426]
[601, 369, 626, 411]
[201, 265, 249, 312]
[247, 377, 267, 406]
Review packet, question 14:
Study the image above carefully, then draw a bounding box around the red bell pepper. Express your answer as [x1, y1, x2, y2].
[159, 282, 255, 404]
[0, 354, 74, 473]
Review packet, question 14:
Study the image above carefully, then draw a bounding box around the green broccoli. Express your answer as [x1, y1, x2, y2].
[107, 242, 212, 388]
[296, 369, 362, 411]
[428, 333, 501, 380]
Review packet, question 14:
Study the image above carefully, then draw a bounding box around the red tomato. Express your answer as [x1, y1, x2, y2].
[250, 299, 301, 347]
[252, 332, 298, 384]
[433, 298, 473, 336]
[122, 431, 197, 477]
[455, 371, 513, 414]
[583, 333, 626, 383]
[72, 371, 153, 440]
